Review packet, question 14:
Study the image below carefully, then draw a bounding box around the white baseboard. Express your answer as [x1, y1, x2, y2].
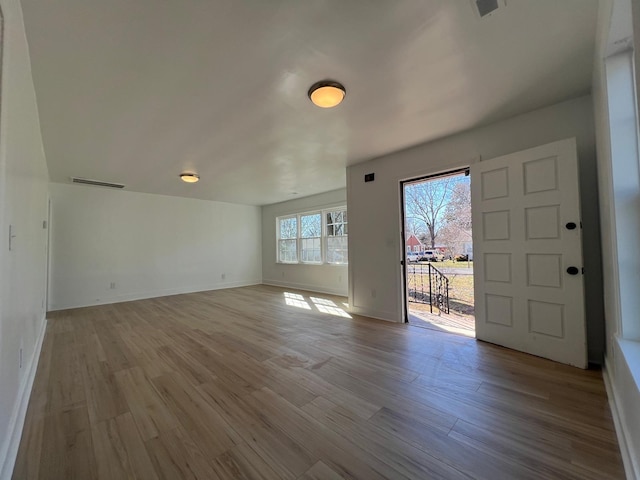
[262, 280, 347, 298]
[49, 280, 262, 311]
[347, 304, 400, 323]
[603, 362, 640, 480]
[0, 317, 47, 480]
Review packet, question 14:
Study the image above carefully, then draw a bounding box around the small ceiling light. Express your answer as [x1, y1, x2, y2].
[308, 80, 346, 108]
[180, 173, 200, 183]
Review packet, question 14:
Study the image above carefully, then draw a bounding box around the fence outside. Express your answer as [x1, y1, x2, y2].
[407, 263, 450, 314]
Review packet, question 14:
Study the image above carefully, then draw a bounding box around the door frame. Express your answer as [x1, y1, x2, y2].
[400, 167, 470, 323]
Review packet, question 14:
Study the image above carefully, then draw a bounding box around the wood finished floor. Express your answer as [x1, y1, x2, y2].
[13, 285, 624, 479]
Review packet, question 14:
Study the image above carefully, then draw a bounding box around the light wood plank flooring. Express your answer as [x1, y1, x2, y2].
[13, 285, 624, 479]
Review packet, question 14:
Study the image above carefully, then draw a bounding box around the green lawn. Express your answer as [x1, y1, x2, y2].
[409, 259, 472, 268]
[407, 268, 474, 315]
[447, 273, 474, 315]
[432, 259, 473, 268]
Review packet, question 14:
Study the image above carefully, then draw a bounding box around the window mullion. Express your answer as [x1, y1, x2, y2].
[297, 214, 301, 263]
[322, 209, 326, 263]
[277, 207, 346, 265]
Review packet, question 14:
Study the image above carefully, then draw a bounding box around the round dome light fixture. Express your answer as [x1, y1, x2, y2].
[180, 173, 200, 183]
[308, 80, 346, 108]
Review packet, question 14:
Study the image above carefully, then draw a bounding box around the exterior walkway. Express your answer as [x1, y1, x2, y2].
[409, 306, 475, 337]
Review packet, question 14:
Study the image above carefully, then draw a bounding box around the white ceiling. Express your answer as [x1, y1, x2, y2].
[21, 0, 598, 206]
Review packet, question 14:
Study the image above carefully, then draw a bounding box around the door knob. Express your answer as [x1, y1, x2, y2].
[566, 266, 579, 275]
[565, 222, 577, 230]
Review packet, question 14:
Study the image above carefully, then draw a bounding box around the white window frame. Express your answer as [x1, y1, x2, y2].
[299, 211, 323, 264]
[324, 208, 348, 265]
[277, 215, 298, 264]
[276, 206, 348, 265]
[606, 51, 640, 341]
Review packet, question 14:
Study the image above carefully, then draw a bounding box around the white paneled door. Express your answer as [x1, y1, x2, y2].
[471, 138, 587, 368]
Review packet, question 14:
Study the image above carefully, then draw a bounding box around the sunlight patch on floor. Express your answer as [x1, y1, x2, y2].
[284, 292, 351, 318]
[284, 292, 311, 309]
[310, 297, 336, 306]
[314, 304, 352, 318]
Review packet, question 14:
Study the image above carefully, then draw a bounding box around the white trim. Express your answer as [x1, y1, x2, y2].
[275, 261, 347, 267]
[606, 50, 640, 341]
[48, 280, 261, 311]
[265, 192, 346, 218]
[348, 305, 400, 323]
[603, 361, 640, 480]
[262, 280, 346, 298]
[0, 317, 47, 480]
[618, 339, 640, 391]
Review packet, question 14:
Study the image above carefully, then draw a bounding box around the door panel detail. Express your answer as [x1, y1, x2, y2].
[523, 156, 559, 194]
[481, 167, 509, 200]
[484, 253, 512, 283]
[525, 205, 561, 239]
[471, 138, 586, 367]
[528, 300, 565, 338]
[485, 294, 513, 327]
[526, 254, 562, 288]
[482, 210, 511, 240]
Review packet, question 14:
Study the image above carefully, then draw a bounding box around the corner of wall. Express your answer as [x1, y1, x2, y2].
[0, 317, 47, 480]
[0, 0, 51, 477]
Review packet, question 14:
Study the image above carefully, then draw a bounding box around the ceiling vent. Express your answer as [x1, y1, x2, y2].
[474, 0, 503, 18]
[70, 177, 125, 189]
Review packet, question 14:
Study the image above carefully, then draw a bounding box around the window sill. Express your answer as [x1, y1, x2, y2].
[276, 262, 348, 266]
[618, 337, 640, 392]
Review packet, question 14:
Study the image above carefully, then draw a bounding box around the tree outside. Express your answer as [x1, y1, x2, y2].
[404, 176, 453, 248]
[404, 174, 471, 256]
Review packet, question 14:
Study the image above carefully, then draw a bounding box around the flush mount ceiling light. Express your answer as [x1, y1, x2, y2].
[180, 173, 200, 183]
[308, 80, 346, 108]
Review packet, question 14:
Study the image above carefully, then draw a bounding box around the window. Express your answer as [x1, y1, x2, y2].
[278, 216, 297, 263]
[606, 51, 640, 342]
[277, 207, 348, 264]
[300, 213, 322, 263]
[326, 210, 348, 264]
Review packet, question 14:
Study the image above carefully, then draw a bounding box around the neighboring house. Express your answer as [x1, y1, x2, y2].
[458, 229, 473, 260]
[405, 234, 424, 253]
[461, 241, 473, 260]
[440, 228, 472, 259]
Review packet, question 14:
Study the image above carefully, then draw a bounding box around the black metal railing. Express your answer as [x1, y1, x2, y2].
[407, 263, 450, 314]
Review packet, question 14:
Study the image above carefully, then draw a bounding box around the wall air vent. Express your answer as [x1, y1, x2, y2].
[70, 177, 125, 189]
[474, 0, 502, 18]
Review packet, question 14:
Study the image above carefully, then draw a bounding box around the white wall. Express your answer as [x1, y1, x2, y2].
[48, 183, 262, 310]
[262, 189, 348, 296]
[0, 0, 50, 477]
[347, 95, 605, 363]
